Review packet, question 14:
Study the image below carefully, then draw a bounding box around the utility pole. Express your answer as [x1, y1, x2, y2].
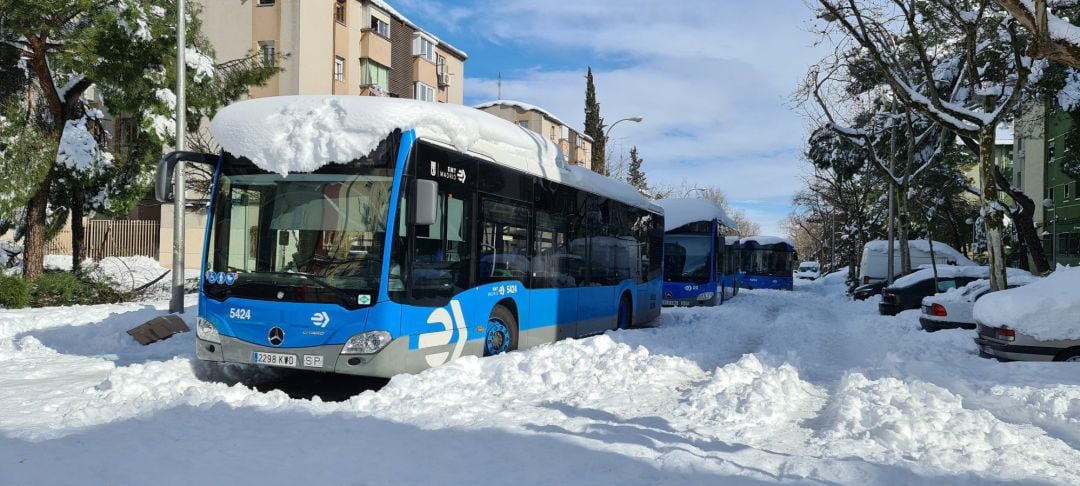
[887, 116, 897, 285]
[170, 0, 187, 314]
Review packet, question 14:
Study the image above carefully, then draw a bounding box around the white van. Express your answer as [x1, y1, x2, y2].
[859, 240, 975, 285]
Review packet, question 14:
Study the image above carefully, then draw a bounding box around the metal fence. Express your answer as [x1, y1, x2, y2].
[86, 219, 160, 260]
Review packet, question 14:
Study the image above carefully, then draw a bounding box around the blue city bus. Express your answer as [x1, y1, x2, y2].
[739, 236, 796, 290]
[155, 96, 665, 378]
[656, 198, 739, 306]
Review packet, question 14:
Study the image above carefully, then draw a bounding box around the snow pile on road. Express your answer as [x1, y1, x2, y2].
[974, 266, 1080, 340]
[3, 283, 1080, 483]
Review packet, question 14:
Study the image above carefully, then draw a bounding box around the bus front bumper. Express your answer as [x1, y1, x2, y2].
[196, 335, 414, 379]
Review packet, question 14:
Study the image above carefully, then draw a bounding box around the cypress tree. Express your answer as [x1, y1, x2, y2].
[584, 67, 607, 175]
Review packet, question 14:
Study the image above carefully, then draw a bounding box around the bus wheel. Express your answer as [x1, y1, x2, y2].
[617, 294, 632, 330]
[484, 305, 517, 356]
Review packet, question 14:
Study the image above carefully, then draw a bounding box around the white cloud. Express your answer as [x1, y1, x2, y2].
[412, 0, 826, 236]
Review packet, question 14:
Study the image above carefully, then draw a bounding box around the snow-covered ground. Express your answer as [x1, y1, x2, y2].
[2, 279, 1078, 484]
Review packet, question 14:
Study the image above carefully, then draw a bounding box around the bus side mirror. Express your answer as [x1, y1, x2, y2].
[414, 179, 438, 226]
[155, 151, 219, 202]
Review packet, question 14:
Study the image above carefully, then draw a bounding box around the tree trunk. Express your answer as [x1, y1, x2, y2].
[991, 165, 1051, 274]
[897, 185, 912, 275]
[22, 167, 54, 279]
[979, 125, 1008, 290]
[71, 189, 86, 273]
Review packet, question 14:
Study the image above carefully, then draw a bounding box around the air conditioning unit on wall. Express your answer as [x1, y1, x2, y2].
[438, 73, 451, 87]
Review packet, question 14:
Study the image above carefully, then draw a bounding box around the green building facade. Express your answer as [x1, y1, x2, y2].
[1044, 109, 1080, 267]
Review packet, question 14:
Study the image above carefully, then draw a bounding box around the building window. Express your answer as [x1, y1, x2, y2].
[1066, 183, 1072, 200]
[415, 82, 435, 102]
[1049, 186, 1056, 202]
[258, 0, 274, 6]
[334, 56, 345, 82]
[517, 120, 529, 130]
[258, 40, 276, 67]
[361, 59, 388, 93]
[413, 34, 436, 63]
[334, 0, 346, 24]
[370, 12, 390, 37]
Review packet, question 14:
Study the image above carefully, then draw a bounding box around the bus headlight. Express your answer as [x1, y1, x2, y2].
[342, 330, 392, 354]
[196, 317, 221, 344]
[696, 292, 715, 301]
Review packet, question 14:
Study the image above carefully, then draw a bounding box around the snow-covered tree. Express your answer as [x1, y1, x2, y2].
[815, 0, 1033, 290]
[0, 0, 277, 277]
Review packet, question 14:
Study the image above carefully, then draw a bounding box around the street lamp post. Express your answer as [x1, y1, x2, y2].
[605, 116, 644, 140]
[170, 0, 187, 314]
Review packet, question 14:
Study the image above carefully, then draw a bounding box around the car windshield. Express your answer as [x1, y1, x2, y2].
[664, 234, 711, 284]
[204, 141, 397, 306]
[799, 264, 818, 272]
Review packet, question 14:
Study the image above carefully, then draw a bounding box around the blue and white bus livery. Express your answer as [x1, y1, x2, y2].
[155, 96, 665, 378]
[656, 198, 738, 307]
[739, 236, 796, 290]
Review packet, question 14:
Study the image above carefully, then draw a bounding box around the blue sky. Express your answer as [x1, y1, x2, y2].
[391, 0, 827, 235]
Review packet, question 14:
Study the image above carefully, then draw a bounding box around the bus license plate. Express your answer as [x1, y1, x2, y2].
[253, 352, 297, 367]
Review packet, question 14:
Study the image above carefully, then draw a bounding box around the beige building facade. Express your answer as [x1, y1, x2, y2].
[196, 0, 466, 103]
[475, 100, 593, 170]
[157, 0, 468, 268]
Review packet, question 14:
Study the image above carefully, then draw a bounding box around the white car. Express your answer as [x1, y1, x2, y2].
[795, 261, 820, 280]
[919, 276, 1038, 332]
[973, 267, 1080, 362]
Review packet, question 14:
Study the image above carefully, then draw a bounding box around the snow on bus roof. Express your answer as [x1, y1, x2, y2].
[210, 96, 659, 212]
[741, 235, 795, 247]
[655, 198, 736, 231]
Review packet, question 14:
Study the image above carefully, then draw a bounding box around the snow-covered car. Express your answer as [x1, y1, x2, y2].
[795, 261, 820, 280]
[879, 266, 1031, 316]
[973, 267, 1080, 362]
[919, 276, 1039, 332]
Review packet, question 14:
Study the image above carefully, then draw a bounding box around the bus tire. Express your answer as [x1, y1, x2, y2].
[617, 293, 632, 330]
[485, 304, 518, 356]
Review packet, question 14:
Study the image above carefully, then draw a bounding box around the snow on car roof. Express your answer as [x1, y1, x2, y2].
[655, 198, 737, 231]
[974, 266, 1080, 341]
[891, 265, 1031, 288]
[741, 235, 794, 247]
[210, 96, 660, 213]
[926, 275, 1041, 304]
[863, 239, 976, 266]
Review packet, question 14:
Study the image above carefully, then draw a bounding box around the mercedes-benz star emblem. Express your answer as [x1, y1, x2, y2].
[267, 327, 285, 346]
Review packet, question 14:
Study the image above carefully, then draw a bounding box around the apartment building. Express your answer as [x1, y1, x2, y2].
[475, 100, 594, 169]
[156, 0, 469, 269]
[1042, 107, 1080, 267]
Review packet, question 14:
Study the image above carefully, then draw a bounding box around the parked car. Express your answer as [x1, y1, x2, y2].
[853, 280, 887, 301]
[795, 261, 821, 280]
[859, 239, 974, 285]
[973, 267, 1080, 362]
[919, 276, 1039, 332]
[878, 266, 1030, 316]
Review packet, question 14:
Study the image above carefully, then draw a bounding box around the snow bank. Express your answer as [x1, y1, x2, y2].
[863, 239, 975, 266]
[973, 266, 1080, 341]
[818, 373, 1079, 477]
[655, 198, 737, 231]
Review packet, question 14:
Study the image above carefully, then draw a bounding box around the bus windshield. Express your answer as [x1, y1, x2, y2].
[664, 234, 712, 284]
[744, 245, 794, 276]
[205, 153, 396, 307]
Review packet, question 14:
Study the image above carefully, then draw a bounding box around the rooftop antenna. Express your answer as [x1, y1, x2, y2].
[497, 72, 502, 100]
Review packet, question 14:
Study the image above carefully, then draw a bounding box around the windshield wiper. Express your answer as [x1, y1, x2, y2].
[262, 271, 356, 299]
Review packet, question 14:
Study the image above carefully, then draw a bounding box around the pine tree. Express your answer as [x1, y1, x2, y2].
[584, 67, 607, 175]
[627, 146, 647, 193]
[1, 1, 278, 277]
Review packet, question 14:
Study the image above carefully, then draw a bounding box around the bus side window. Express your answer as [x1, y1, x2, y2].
[479, 199, 531, 284]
